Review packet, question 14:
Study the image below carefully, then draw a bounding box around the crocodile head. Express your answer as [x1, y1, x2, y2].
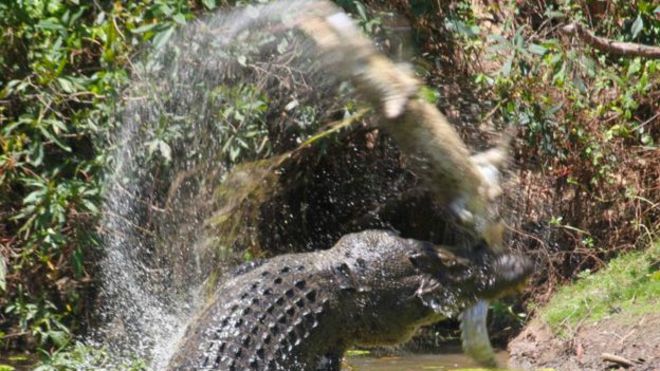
[329, 230, 532, 347]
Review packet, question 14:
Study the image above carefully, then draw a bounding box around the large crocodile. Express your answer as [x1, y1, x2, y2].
[167, 230, 531, 370]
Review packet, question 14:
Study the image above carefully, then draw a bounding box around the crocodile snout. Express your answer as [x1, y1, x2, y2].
[482, 253, 533, 299]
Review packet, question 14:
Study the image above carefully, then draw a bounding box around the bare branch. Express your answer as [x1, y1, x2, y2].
[562, 23, 660, 59]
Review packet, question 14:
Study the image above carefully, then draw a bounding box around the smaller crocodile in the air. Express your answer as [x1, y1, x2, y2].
[167, 230, 531, 370]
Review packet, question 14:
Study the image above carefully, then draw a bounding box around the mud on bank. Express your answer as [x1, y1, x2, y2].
[509, 312, 659, 371]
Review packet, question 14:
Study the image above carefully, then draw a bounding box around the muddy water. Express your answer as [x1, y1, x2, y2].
[346, 350, 510, 370]
[0, 350, 510, 370]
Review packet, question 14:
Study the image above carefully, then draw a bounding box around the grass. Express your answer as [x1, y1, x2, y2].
[541, 240, 660, 337]
[0, 342, 147, 371]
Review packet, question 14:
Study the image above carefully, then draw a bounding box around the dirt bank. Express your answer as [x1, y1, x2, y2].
[509, 312, 659, 371]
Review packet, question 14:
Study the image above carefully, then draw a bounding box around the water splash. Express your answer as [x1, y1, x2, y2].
[94, 2, 349, 368]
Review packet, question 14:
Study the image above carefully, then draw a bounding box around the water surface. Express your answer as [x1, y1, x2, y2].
[346, 350, 509, 370]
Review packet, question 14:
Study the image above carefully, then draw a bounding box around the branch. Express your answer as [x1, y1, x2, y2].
[601, 352, 636, 368]
[562, 23, 660, 59]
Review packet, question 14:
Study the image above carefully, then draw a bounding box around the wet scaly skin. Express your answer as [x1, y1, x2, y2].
[167, 230, 531, 370]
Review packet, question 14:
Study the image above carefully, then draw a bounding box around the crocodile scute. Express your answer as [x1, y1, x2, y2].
[167, 230, 531, 370]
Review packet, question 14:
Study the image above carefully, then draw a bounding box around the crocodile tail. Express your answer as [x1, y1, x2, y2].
[460, 299, 499, 368]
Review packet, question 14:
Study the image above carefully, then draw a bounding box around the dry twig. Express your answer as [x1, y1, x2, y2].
[601, 352, 636, 368]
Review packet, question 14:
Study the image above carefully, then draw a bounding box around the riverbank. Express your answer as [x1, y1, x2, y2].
[509, 242, 659, 370]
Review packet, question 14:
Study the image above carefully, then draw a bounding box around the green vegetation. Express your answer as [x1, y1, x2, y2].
[541, 241, 660, 336]
[462, 1, 659, 282]
[0, 0, 216, 359]
[0, 0, 658, 368]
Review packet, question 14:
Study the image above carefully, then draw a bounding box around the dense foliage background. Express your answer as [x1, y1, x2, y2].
[1, 0, 657, 367]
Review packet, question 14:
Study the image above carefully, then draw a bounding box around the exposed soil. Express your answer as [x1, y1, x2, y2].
[509, 312, 660, 371]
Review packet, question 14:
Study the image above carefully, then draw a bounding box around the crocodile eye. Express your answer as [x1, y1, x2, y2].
[409, 248, 446, 272]
[408, 253, 428, 268]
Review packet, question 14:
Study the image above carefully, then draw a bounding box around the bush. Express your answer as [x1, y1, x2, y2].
[0, 0, 218, 354]
[475, 1, 659, 290]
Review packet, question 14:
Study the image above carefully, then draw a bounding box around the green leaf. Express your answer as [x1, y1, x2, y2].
[202, 0, 216, 10]
[48, 330, 69, 348]
[0, 254, 6, 291]
[237, 55, 247, 66]
[152, 26, 175, 49]
[419, 86, 440, 104]
[72, 248, 84, 279]
[159, 140, 172, 161]
[56, 77, 75, 93]
[501, 55, 513, 77]
[131, 23, 159, 34]
[39, 126, 72, 152]
[640, 133, 653, 145]
[572, 76, 587, 94]
[284, 99, 299, 111]
[36, 18, 65, 31]
[528, 43, 547, 55]
[544, 10, 564, 19]
[277, 38, 289, 54]
[631, 14, 644, 39]
[81, 199, 99, 214]
[23, 188, 46, 205]
[627, 58, 641, 76]
[172, 13, 186, 25]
